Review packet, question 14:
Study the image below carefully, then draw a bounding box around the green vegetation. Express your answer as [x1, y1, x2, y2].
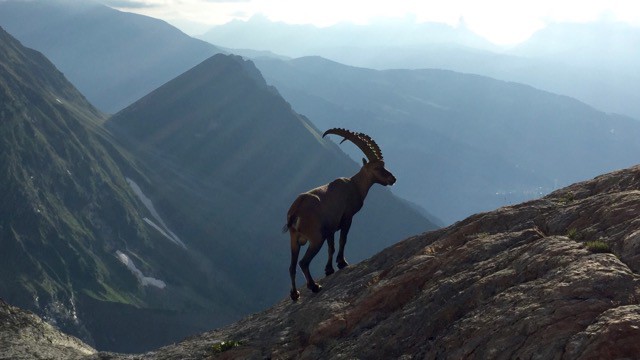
[566, 229, 612, 254]
[585, 240, 612, 254]
[566, 228, 580, 240]
[211, 340, 243, 353]
[558, 191, 575, 205]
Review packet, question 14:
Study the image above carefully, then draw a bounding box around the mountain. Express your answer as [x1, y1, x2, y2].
[0, 25, 263, 353]
[201, 17, 640, 120]
[8, 165, 640, 359]
[0, 0, 222, 113]
[1, 25, 205, 352]
[105, 53, 437, 290]
[0, 25, 436, 353]
[326, 42, 640, 122]
[253, 56, 640, 224]
[198, 15, 497, 57]
[511, 21, 640, 71]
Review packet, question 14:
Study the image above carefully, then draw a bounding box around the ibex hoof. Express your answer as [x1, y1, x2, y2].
[290, 290, 300, 301]
[308, 283, 322, 293]
[337, 260, 349, 269]
[325, 267, 335, 276]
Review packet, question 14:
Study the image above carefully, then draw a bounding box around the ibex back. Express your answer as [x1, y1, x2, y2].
[284, 128, 396, 301]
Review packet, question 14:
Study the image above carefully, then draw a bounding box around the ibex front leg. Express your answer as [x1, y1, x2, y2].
[337, 218, 352, 269]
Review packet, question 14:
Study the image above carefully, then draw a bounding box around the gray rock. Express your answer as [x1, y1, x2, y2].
[0, 298, 96, 359]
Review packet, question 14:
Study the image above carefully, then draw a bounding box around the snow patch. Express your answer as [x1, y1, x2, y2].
[143, 218, 177, 244]
[116, 250, 166, 289]
[126, 177, 187, 249]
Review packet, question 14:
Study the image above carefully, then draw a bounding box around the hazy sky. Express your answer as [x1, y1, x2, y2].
[104, 0, 640, 44]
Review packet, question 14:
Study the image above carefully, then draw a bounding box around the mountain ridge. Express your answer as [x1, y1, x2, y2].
[200, 16, 640, 120]
[0, 24, 185, 349]
[106, 52, 437, 289]
[0, 0, 222, 113]
[254, 55, 640, 224]
[198, 14, 497, 55]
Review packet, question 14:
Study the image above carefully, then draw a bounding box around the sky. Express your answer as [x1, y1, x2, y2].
[103, 0, 640, 45]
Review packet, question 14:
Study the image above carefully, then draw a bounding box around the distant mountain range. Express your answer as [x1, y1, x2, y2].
[201, 17, 640, 121]
[0, 25, 435, 353]
[198, 14, 498, 55]
[511, 21, 640, 70]
[3, 0, 638, 225]
[0, 0, 222, 113]
[254, 56, 640, 223]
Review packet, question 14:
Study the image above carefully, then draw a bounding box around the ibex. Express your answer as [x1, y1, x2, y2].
[284, 128, 396, 301]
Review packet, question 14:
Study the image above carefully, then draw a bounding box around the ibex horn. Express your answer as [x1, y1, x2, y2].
[322, 128, 383, 162]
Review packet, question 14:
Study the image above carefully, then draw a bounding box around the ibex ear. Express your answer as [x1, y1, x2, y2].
[362, 158, 368, 166]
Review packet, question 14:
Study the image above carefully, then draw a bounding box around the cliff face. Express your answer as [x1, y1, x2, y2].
[4, 165, 640, 359]
[123, 165, 640, 359]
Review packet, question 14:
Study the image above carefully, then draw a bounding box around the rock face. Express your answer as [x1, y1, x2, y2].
[0, 298, 96, 359]
[5, 165, 640, 359]
[113, 164, 640, 359]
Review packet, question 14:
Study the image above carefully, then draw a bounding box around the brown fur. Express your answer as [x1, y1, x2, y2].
[285, 159, 396, 301]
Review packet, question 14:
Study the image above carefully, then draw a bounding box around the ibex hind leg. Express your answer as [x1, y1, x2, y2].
[325, 233, 336, 276]
[289, 234, 301, 301]
[299, 236, 323, 293]
[337, 220, 352, 269]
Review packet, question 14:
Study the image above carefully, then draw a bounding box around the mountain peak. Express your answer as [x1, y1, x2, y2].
[0, 25, 99, 117]
[0, 0, 221, 113]
[107, 54, 277, 152]
[193, 53, 268, 87]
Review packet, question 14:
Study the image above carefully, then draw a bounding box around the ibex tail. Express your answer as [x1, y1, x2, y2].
[283, 196, 303, 233]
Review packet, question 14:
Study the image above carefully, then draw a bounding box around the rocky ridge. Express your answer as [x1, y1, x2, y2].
[120, 164, 640, 359]
[0, 298, 96, 359]
[4, 165, 640, 359]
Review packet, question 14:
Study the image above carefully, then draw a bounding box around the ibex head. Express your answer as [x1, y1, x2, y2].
[323, 128, 396, 186]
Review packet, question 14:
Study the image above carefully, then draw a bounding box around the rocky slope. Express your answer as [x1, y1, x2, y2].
[91, 164, 640, 359]
[0, 298, 96, 360]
